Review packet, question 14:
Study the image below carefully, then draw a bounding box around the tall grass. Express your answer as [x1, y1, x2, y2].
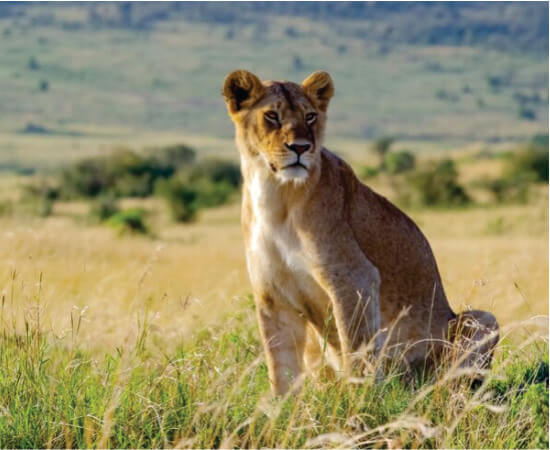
[0, 287, 546, 449]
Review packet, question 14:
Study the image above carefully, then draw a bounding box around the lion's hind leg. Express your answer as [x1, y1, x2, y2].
[448, 310, 499, 377]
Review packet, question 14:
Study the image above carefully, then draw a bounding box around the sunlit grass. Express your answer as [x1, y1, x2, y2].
[0, 168, 546, 448]
[0, 291, 546, 448]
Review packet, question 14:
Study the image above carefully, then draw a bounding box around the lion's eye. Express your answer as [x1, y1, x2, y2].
[305, 112, 317, 124]
[264, 111, 279, 123]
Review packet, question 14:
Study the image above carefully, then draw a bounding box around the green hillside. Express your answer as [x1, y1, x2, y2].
[0, 2, 547, 167]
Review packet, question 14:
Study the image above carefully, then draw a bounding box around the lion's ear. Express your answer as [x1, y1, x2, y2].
[301, 71, 334, 112]
[223, 70, 265, 114]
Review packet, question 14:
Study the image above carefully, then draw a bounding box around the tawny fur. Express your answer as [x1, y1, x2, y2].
[223, 70, 499, 395]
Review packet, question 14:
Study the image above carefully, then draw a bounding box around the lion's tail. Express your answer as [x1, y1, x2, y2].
[448, 309, 499, 372]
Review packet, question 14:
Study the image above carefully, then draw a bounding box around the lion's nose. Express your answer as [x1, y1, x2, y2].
[285, 142, 311, 155]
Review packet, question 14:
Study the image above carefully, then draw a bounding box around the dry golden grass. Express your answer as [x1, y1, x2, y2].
[0, 172, 546, 448]
[0, 191, 547, 354]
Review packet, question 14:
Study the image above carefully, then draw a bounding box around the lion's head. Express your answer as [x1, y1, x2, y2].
[223, 70, 334, 183]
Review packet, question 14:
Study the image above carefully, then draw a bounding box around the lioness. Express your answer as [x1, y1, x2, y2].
[223, 70, 499, 395]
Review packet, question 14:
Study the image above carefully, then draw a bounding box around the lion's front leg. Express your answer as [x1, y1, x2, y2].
[311, 243, 383, 378]
[255, 294, 307, 395]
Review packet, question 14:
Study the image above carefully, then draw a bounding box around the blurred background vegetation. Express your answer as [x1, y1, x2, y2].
[0, 2, 547, 228]
[0, 2, 547, 166]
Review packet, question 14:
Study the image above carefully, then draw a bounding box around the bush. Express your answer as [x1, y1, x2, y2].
[38, 80, 49, 92]
[113, 172, 155, 198]
[193, 179, 235, 208]
[105, 149, 165, 197]
[57, 146, 239, 223]
[21, 179, 59, 217]
[371, 136, 394, 166]
[106, 208, 148, 234]
[150, 144, 196, 170]
[60, 157, 111, 198]
[27, 56, 39, 70]
[477, 174, 532, 204]
[476, 138, 548, 204]
[22, 179, 59, 202]
[156, 173, 236, 223]
[359, 166, 379, 179]
[384, 151, 415, 174]
[156, 175, 199, 222]
[531, 134, 548, 148]
[60, 145, 196, 199]
[189, 158, 241, 188]
[518, 106, 536, 121]
[89, 195, 120, 222]
[21, 122, 48, 134]
[395, 159, 470, 208]
[505, 143, 548, 183]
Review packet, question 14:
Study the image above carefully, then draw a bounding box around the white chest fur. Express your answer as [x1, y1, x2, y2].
[247, 174, 308, 271]
[245, 173, 317, 311]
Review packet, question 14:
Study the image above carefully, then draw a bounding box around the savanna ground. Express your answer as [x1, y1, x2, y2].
[0, 148, 547, 448]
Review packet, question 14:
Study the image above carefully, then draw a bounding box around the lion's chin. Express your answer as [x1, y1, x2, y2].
[276, 165, 309, 184]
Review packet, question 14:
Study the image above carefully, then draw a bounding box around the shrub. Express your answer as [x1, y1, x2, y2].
[151, 144, 196, 170]
[156, 173, 236, 223]
[105, 150, 163, 197]
[505, 143, 548, 183]
[531, 134, 548, 148]
[359, 166, 379, 179]
[384, 151, 415, 174]
[292, 55, 303, 71]
[39, 80, 49, 92]
[435, 89, 459, 102]
[89, 195, 120, 222]
[60, 157, 111, 198]
[22, 180, 60, 202]
[21, 122, 48, 134]
[476, 138, 548, 204]
[60, 145, 195, 199]
[57, 146, 238, 222]
[477, 175, 532, 204]
[371, 136, 394, 166]
[487, 74, 504, 92]
[156, 175, 200, 223]
[113, 173, 154, 198]
[192, 179, 235, 208]
[189, 158, 241, 188]
[395, 159, 470, 208]
[27, 56, 39, 70]
[21, 179, 59, 217]
[518, 106, 536, 121]
[106, 208, 148, 234]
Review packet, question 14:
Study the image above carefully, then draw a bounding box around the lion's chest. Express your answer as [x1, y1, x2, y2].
[244, 178, 329, 317]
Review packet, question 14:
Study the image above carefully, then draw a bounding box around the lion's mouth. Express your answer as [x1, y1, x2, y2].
[283, 161, 308, 170]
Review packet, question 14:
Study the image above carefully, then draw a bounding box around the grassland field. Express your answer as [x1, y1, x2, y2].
[0, 166, 547, 447]
[0, 143, 546, 447]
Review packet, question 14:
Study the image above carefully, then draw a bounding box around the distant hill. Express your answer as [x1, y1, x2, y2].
[0, 2, 547, 146]
[2, 2, 546, 53]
